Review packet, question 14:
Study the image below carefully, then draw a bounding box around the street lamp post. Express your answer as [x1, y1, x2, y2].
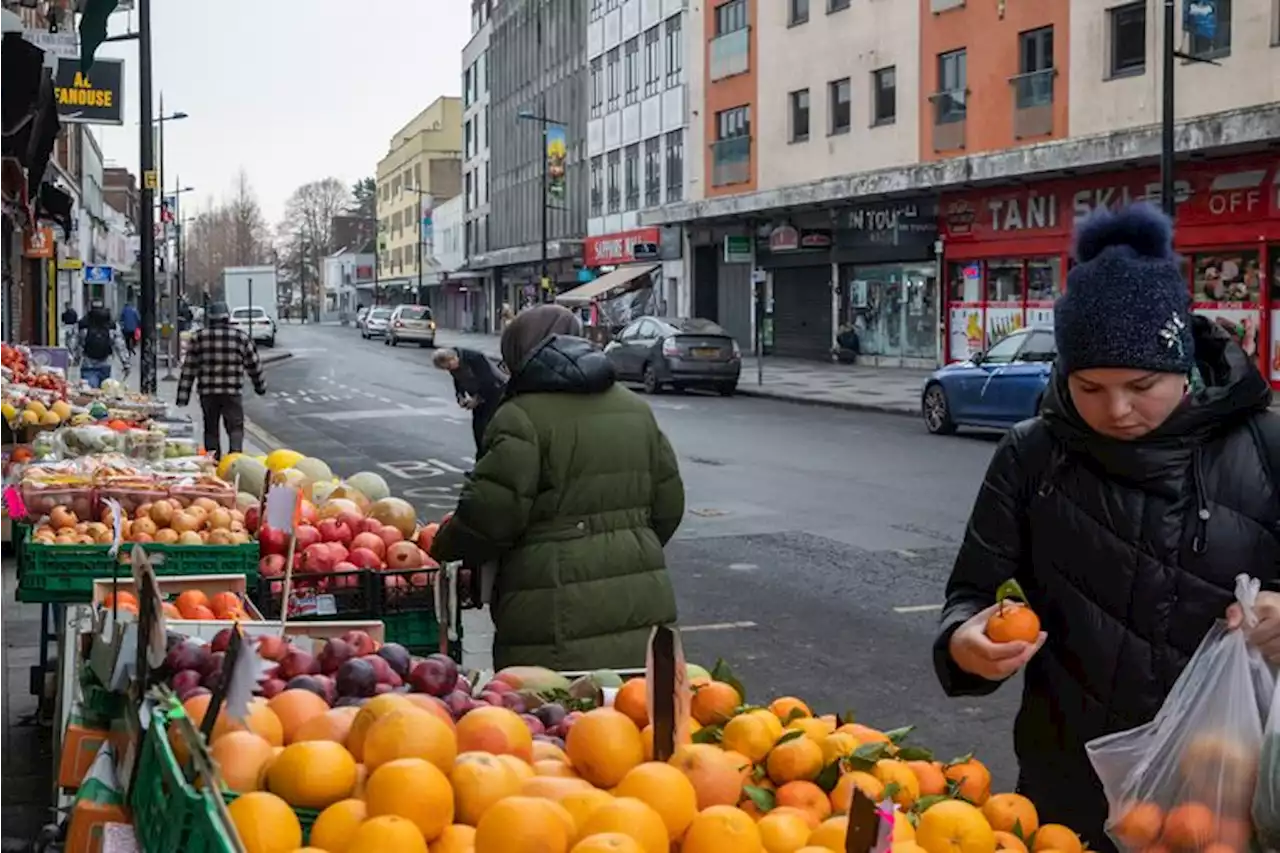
[517, 106, 561, 303]
[160, 182, 195, 381]
[406, 185, 432, 307]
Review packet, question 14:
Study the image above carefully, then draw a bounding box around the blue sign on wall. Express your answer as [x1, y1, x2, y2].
[84, 265, 114, 284]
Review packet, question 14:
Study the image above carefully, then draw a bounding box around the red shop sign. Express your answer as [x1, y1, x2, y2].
[941, 155, 1280, 241]
[584, 227, 661, 267]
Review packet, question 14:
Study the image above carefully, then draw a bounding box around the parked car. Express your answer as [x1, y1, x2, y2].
[385, 304, 436, 347]
[230, 306, 276, 348]
[921, 325, 1055, 435]
[605, 316, 741, 395]
[361, 307, 392, 339]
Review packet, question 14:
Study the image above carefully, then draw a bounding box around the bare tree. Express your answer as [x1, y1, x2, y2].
[227, 169, 271, 265]
[181, 171, 274, 302]
[277, 177, 350, 320]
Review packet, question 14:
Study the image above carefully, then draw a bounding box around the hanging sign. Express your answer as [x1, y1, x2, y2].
[53, 57, 124, 125]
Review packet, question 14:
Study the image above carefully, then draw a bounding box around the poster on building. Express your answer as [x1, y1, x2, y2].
[948, 305, 983, 362]
[985, 305, 1024, 345]
[53, 57, 123, 125]
[546, 125, 567, 204]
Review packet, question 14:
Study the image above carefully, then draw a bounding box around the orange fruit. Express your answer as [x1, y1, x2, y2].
[758, 808, 812, 853]
[829, 771, 883, 815]
[683, 804, 764, 853]
[210, 591, 242, 616]
[576, 797, 668, 853]
[767, 736, 824, 785]
[638, 720, 697, 760]
[769, 805, 821, 831]
[362, 707, 458, 773]
[786, 718, 836, 743]
[612, 762, 697, 840]
[365, 757, 455, 841]
[806, 816, 849, 851]
[944, 758, 992, 806]
[430, 824, 478, 853]
[1032, 824, 1083, 853]
[769, 697, 812, 721]
[571, 834, 644, 853]
[835, 723, 889, 744]
[451, 751, 522, 826]
[982, 793, 1039, 837]
[906, 761, 949, 797]
[101, 590, 138, 609]
[175, 589, 210, 618]
[916, 800, 997, 853]
[209, 697, 284, 747]
[534, 739, 571, 763]
[668, 744, 745, 809]
[521, 776, 593, 801]
[498, 753, 535, 782]
[1160, 803, 1214, 851]
[455, 705, 535, 762]
[723, 712, 780, 763]
[310, 798, 367, 852]
[559, 788, 615, 832]
[293, 706, 361, 744]
[209, 731, 275, 793]
[872, 760, 921, 808]
[613, 678, 649, 728]
[993, 831, 1029, 853]
[564, 708, 645, 789]
[265, 740, 358, 810]
[348, 815, 429, 852]
[267, 689, 331, 744]
[534, 759, 581, 778]
[347, 694, 413, 762]
[894, 812, 916, 843]
[775, 781, 831, 823]
[820, 732, 859, 766]
[226, 791, 302, 853]
[690, 680, 741, 726]
[985, 602, 1041, 644]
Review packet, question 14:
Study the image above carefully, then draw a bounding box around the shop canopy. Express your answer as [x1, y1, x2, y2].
[556, 264, 658, 307]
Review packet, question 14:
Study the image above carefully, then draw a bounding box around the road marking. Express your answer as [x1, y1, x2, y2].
[377, 396, 393, 403]
[892, 549, 920, 559]
[689, 508, 729, 518]
[299, 408, 466, 423]
[727, 563, 758, 572]
[682, 620, 758, 633]
[893, 603, 944, 614]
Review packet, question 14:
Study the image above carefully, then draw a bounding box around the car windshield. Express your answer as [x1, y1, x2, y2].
[231, 308, 267, 320]
[370, 309, 391, 320]
[398, 306, 432, 320]
[669, 318, 726, 335]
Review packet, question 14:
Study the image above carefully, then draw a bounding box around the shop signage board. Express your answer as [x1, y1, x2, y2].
[723, 235, 752, 264]
[836, 199, 939, 249]
[53, 57, 124, 125]
[84, 265, 114, 285]
[23, 227, 55, 259]
[758, 225, 833, 255]
[23, 28, 78, 60]
[584, 227, 662, 267]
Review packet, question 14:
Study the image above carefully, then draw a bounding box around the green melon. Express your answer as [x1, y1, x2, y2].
[227, 455, 268, 497]
[291, 456, 334, 484]
[347, 471, 391, 503]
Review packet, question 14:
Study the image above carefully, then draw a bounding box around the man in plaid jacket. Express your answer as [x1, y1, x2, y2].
[177, 301, 266, 459]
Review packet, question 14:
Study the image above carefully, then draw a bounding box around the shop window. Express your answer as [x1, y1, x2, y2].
[987, 260, 1024, 303]
[1027, 257, 1061, 302]
[1193, 250, 1260, 303]
[948, 262, 982, 302]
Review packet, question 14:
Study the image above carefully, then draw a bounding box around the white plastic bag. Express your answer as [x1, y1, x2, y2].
[1086, 574, 1275, 853]
[1256, 675, 1280, 851]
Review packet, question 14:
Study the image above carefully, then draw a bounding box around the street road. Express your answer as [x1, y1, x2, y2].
[245, 323, 1023, 786]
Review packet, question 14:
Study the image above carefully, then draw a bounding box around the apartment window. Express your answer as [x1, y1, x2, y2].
[607, 0, 620, 9]
[665, 130, 684, 202]
[464, 120, 474, 158]
[607, 150, 621, 213]
[829, 0, 850, 10]
[937, 49, 967, 123]
[607, 48, 621, 110]
[590, 57, 603, 117]
[464, 66, 473, 107]
[590, 156, 603, 216]
[590, 0, 603, 19]
[826, 78, 851, 134]
[716, 105, 750, 139]
[624, 37, 640, 104]
[644, 137, 661, 207]
[1016, 26, 1054, 107]
[715, 0, 747, 34]
[1108, 2, 1146, 76]
[789, 0, 809, 25]
[643, 26, 662, 96]
[872, 67, 896, 125]
[624, 144, 640, 211]
[1187, 0, 1231, 58]
[789, 89, 810, 142]
[665, 16, 683, 88]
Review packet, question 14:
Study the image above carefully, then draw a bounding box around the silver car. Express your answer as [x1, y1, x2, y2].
[362, 307, 392, 339]
[385, 304, 436, 347]
[230, 306, 276, 347]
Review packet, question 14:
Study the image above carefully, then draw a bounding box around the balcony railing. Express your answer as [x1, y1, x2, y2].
[709, 28, 749, 81]
[711, 136, 751, 187]
[928, 89, 967, 151]
[1011, 68, 1056, 138]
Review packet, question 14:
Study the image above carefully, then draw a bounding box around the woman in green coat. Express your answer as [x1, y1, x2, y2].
[430, 305, 685, 671]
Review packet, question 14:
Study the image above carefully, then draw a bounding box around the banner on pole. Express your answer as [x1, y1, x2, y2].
[546, 124, 567, 204]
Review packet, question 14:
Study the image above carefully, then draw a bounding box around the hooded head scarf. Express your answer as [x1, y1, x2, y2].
[500, 304, 583, 371]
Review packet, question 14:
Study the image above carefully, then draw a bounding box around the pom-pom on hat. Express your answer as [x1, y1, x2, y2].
[1054, 203, 1193, 376]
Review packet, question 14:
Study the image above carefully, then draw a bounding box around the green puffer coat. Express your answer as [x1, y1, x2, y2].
[430, 334, 684, 671]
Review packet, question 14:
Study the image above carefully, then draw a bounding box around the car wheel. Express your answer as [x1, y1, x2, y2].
[717, 383, 737, 397]
[923, 383, 958, 435]
[642, 362, 661, 394]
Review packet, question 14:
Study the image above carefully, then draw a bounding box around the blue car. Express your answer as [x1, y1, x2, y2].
[922, 325, 1056, 434]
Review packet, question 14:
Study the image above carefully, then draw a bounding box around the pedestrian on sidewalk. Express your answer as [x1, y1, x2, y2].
[432, 347, 507, 455]
[430, 304, 685, 671]
[60, 302, 78, 350]
[119, 299, 140, 356]
[176, 301, 266, 460]
[935, 204, 1280, 853]
[73, 300, 130, 388]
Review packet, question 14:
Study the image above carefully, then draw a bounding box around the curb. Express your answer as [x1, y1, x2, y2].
[243, 418, 283, 454]
[734, 386, 919, 418]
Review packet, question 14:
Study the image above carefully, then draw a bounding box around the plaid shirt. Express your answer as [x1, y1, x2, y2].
[177, 322, 266, 405]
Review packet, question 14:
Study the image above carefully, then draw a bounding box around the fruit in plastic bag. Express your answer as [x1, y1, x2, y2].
[1254, 678, 1280, 851]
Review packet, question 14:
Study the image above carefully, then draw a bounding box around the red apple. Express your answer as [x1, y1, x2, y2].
[242, 504, 261, 534]
[386, 541, 423, 569]
[363, 654, 395, 685]
[259, 526, 288, 557]
[318, 518, 354, 545]
[415, 522, 440, 553]
[298, 499, 319, 525]
[348, 547, 383, 570]
[351, 532, 386, 559]
[377, 525, 404, 548]
[278, 648, 319, 679]
[341, 630, 377, 657]
[302, 542, 336, 572]
[259, 554, 286, 577]
[259, 678, 287, 699]
[257, 634, 290, 662]
[294, 524, 322, 550]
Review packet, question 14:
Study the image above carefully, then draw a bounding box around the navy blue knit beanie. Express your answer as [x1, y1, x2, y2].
[1054, 203, 1192, 376]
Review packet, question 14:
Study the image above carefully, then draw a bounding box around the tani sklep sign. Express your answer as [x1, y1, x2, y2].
[53, 57, 124, 125]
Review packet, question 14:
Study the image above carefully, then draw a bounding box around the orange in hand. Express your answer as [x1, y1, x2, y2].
[985, 579, 1041, 644]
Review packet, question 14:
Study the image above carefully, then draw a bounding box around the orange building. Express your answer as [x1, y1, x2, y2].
[919, 0, 1070, 160]
[703, 0, 757, 197]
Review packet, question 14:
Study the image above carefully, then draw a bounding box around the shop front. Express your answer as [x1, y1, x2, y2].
[754, 219, 834, 361]
[940, 153, 1280, 382]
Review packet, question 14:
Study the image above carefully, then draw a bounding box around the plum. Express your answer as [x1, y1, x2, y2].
[286, 675, 327, 699]
[171, 669, 202, 696]
[336, 658, 378, 698]
[317, 638, 356, 675]
[312, 674, 337, 705]
[376, 643, 412, 679]
[553, 711, 583, 740]
[259, 678, 286, 699]
[409, 655, 458, 697]
[340, 630, 377, 657]
[499, 692, 527, 714]
[180, 685, 211, 703]
[210, 628, 234, 654]
[362, 654, 395, 685]
[479, 691, 505, 706]
[444, 690, 472, 719]
[521, 714, 546, 736]
[164, 640, 211, 679]
[533, 703, 568, 730]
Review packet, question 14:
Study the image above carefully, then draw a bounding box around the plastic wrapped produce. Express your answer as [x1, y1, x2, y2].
[169, 474, 236, 508]
[163, 437, 199, 459]
[95, 475, 167, 516]
[124, 429, 167, 463]
[60, 424, 126, 455]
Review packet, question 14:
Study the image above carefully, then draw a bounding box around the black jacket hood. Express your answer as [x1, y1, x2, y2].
[506, 334, 615, 397]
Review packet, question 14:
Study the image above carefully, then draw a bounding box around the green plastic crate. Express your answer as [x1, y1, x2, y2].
[16, 534, 259, 603]
[381, 610, 462, 661]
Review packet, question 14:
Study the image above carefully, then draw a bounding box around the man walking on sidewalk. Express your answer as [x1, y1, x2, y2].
[74, 299, 130, 388]
[177, 301, 266, 460]
[119, 299, 140, 356]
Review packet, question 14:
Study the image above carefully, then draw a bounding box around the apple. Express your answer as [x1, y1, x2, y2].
[318, 638, 356, 675]
[312, 673, 337, 704]
[363, 654, 395, 685]
[348, 547, 383, 570]
[278, 648, 319, 680]
[377, 525, 405, 548]
[415, 522, 440, 553]
[318, 519, 354, 545]
[258, 554, 286, 578]
[386, 541, 424, 570]
[350, 532, 385, 559]
[410, 654, 459, 697]
[522, 713, 546, 735]
[302, 542, 336, 572]
[259, 678, 287, 699]
[341, 630, 377, 657]
[294, 524, 322, 550]
[258, 526, 288, 557]
[298, 499, 319, 526]
[242, 504, 261, 534]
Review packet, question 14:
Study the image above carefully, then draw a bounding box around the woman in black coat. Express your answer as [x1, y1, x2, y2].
[934, 204, 1280, 852]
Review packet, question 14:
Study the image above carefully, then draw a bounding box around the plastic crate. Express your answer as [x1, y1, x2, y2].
[372, 566, 474, 660]
[381, 611, 462, 660]
[221, 792, 319, 843]
[253, 568, 376, 621]
[16, 534, 259, 603]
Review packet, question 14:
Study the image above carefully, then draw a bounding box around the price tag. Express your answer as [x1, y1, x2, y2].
[265, 484, 301, 534]
[102, 497, 124, 557]
[2, 485, 28, 520]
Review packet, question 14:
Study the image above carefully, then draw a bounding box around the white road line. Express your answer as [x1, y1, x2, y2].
[378, 396, 393, 403]
[682, 621, 758, 633]
[893, 603, 944, 614]
[892, 549, 920, 559]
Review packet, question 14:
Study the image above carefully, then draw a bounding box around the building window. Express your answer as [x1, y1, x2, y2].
[590, 0, 603, 20]
[937, 49, 967, 123]
[716, 105, 750, 139]
[643, 26, 662, 96]
[789, 89, 810, 142]
[665, 130, 684, 202]
[829, 77, 851, 134]
[464, 120, 473, 158]
[607, 150, 621, 213]
[829, 0, 850, 11]
[1016, 26, 1054, 107]
[644, 137, 661, 207]
[1109, 2, 1146, 76]
[789, 0, 809, 25]
[607, 0, 620, 9]
[715, 0, 747, 34]
[606, 48, 621, 111]
[464, 66, 473, 107]
[1187, 0, 1231, 58]
[872, 67, 896, 125]
[590, 156, 603, 217]
[624, 37, 640, 104]
[624, 144, 640, 211]
[665, 16, 683, 88]
[590, 57, 603, 117]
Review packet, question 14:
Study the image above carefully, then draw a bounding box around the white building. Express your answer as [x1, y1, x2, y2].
[429, 195, 483, 330]
[461, 0, 494, 329]
[322, 249, 374, 321]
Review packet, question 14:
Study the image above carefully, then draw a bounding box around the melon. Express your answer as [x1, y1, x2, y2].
[276, 468, 310, 497]
[347, 471, 391, 503]
[235, 492, 259, 511]
[292, 456, 334, 483]
[217, 452, 243, 481]
[367, 497, 417, 538]
[311, 480, 341, 504]
[265, 448, 304, 473]
[491, 666, 572, 694]
[327, 482, 371, 512]
[228, 456, 269, 497]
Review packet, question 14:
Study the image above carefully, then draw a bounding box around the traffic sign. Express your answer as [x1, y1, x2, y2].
[84, 265, 114, 285]
[144, 170, 158, 190]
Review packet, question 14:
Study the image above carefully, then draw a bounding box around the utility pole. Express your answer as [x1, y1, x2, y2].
[137, 0, 157, 394]
[540, 95, 549, 304]
[1160, 0, 1176, 217]
[418, 194, 424, 306]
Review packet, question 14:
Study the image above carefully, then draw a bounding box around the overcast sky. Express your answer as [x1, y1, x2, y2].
[91, 1, 471, 227]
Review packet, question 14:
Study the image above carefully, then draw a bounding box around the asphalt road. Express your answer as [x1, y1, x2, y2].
[245, 323, 1025, 787]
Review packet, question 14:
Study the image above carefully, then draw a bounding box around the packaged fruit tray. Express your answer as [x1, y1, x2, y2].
[17, 534, 259, 603]
[253, 568, 378, 621]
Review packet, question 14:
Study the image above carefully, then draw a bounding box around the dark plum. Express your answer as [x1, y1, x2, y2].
[375, 643, 412, 678]
[286, 675, 327, 700]
[533, 703, 568, 729]
[335, 657, 378, 698]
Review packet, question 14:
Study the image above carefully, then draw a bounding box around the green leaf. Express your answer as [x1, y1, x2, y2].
[945, 778, 964, 799]
[751, 763, 767, 782]
[1013, 819, 1026, 842]
[911, 794, 951, 815]
[885, 726, 914, 744]
[782, 707, 809, 725]
[895, 746, 935, 762]
[814, 761, 841, 793]
[839, 709, 857, 725]
[844, 742, 887, 773]
[883, 781, 901, 801]
[774, 730, 806, 746]
[946, 752, 974, 767]
[742, 785, 776, 813]
[994, 578, 1028, 604]
[710, 658, 747, 702]
[692, 725, 723, 744]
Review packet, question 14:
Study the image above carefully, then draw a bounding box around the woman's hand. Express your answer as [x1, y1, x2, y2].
[949, 602, 1048, 681]
[1227, 590, 1280, 665]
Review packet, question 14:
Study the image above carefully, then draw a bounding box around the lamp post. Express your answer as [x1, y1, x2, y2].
[160, 182, 195, 381]
[517, 106, 562, 303]
[405, 185, 433, 307]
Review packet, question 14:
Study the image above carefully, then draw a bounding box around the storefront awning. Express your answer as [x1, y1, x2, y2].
[555, 264, 658, 307]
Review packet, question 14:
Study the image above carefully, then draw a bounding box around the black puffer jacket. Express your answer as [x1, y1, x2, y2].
[934, 317, 1280, 852]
